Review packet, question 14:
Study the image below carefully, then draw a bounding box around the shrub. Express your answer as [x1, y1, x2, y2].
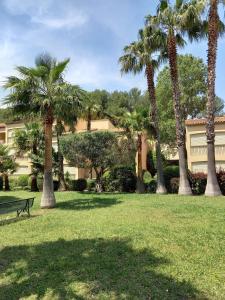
[9, 176, 18, 190]
[53, 180, 59, 191]
[145, 179, 157, 193]
[170, 177, 179, 194]
[17, 175, 29, 188]
[163, 165, 179, 193]
[87, 179, 96, 192]
[143, 172, 152, 184]
[70, 179, 87, 191]
[37, 177, 43, 191]
[217, 170, 225, 195]
[103, 166, 136, 193]
[190, 172, 207, 195]
[0, 176, 3, 191]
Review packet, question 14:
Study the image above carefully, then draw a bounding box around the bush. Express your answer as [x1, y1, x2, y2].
[70, 179, 87, 191]
[0, 176, 3, 191]
[190, 172, 207, 195]
[53, 180, 59, 191]
[103, 166, 136, 193]
[37, 177, 43, 191]
[170, 177, 179, 194]
[163, 165, 179, 193]
[87, 179, 96, 192]
[17, 175, 29, 188]
[9, 177, 18, 190]
[145, 179, 157, 193]
[217, 170, 225, 195]
[143, 172, 152, 184]
[9, 175, 29, 190]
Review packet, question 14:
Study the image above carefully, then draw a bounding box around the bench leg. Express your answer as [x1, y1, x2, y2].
[27, 206, 30, 217]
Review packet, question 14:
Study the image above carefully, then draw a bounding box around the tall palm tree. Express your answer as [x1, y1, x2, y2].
[81, 93, 101, 131]
[205, 0, 223, 195]
[4, 53, 72, 208]
[119, 26, 167, 194]
[147, 0, 204, 195]
[118, 110, 150, 193]
[54, 84, 86, 191]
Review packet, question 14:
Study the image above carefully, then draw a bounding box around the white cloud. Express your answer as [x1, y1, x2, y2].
[3, 0, 88, 29]
[2, 0, 52, 16]
[32, 12, 87, 29]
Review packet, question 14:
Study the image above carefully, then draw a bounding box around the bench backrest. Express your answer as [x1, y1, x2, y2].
[0, 198, 34, 215]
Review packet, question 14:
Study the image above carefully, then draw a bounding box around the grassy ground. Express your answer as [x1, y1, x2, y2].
[0, 191, 225, 300]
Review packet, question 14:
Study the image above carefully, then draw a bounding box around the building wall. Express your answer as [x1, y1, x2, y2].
[4, 122, 32, 175]
[0, 119, 129, 178]
[186, 121, 225, 173]
[4, 118, 225, 176]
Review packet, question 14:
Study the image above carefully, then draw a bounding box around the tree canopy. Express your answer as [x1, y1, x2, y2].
[156, 54, 224, 146]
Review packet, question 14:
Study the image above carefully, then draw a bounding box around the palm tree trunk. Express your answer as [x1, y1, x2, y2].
[56, 126, 67, 192]
[31, 144, 39, 192]
[4, 174, 10, 191]
[31, 175, 39, 192]
[94, 168, 103, 192]
[41, 108, 56, 208]
[167, 33, 192, 195]
[205, 0, 221, 196]
[146, 63, 167, 194]
[136, 133, 145, 193]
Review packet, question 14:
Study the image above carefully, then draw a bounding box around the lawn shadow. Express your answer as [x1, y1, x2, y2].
[0, 196, 22, 203]
[0, 215, 39, 227]
[56, 197, 121, 211]
[0, 196, 37, 226]
[0, 238, 206, 299]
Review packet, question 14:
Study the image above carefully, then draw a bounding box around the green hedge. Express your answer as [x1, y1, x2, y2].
[70, 179, 87, 191]
[103, 167, 136, 193]
[163, 166, 179, 193]
[87, 179, 96, 192]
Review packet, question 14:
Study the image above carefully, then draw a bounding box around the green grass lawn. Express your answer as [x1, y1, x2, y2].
[0, 191, 225, 300]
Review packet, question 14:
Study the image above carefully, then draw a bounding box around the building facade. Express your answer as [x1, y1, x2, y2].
[2, 117, 224, 177]
[185, 116, 225, 173]
[0, 119, 125, 179]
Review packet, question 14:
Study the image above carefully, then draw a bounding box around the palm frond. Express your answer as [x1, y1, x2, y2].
[50, 58, 70, 82]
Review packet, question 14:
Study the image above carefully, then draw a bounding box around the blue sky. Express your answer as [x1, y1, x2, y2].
[0, 0, 225, 104]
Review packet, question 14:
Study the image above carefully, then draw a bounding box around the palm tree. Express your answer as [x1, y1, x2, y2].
[205, 0, 223, 196]
[13, 122, 44, 191]
[147, 0, 204, 195]
[81, 93, 101, 131]
[4, 53, 71, 208]
[54, 84, 86, 191]
[118, 110, 148, 193]
[119, 26, 167, 194]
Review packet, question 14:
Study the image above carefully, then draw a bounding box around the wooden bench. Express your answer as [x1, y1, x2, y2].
[0, 198, 34, 217]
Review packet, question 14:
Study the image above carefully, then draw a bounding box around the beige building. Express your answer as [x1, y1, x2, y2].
[3, 116, 224, 177]
[0, 119, 123, 179]
[185, 116, 225, 173]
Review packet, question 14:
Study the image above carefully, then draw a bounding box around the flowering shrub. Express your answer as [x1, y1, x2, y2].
[190, 172, 207, 195]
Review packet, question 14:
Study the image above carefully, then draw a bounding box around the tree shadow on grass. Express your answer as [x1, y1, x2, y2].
[0, 196, 22, 203]
[0, 215, 38, 227]
[0, 196, 38, 226]
[56, 197, 121, 211]
[0, 238, 206, 300]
